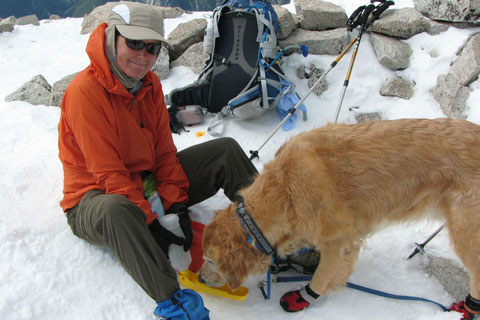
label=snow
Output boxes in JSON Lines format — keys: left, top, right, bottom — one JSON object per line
{"left": 0, "top": 1, "right": 478, "bottom": 319}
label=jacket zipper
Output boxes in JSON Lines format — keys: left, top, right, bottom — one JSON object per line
{"left": 132, "top": 98, "right": 145, "bottom": 128}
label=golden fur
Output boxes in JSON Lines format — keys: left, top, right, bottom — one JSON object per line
{"left": 200, "top": 118, "right": 480, "bottom": 300}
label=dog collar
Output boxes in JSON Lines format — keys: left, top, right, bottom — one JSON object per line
{"left": 236, "top": 201, "right": 274, "bottom": 256}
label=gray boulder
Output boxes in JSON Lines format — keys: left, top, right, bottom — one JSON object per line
{"left": 369, "top": 8, "right": 427, "bottom": 39}
{"left": 297, "top": 64, "right": 328, "bottom": 96}
{"left": 0, "top": 16, "right": 16, "bottom": 33}
{"left": 414, "top": 0, "right": 480, "bottom": 22}
{"left": 294, "top": 0, "right": 348, "bottom": 31}
{"left": 450, "top": 33, "right": 480, "bottom": 86}
{"left": 380, "top": 76, "right": 415, "bottom": 100}
{"left": 50, "top": 73, "right": 78, "bottom": 107}
{"left": 273, "top": 5, "right": 297, "bottom": 40}
{"left": 355, "top": 112, "right": 383, "bottom": 123}
{"left": 370, "top": 32, "right": 412, "bottom": 70}
{"left": 17, "top": 14, "right": 40, "bottom": 26}
{"left": 171, "top": 42, "right": 209, "bottom": 74}
{"left": 167, "top": 18, "right": 207, "bottom": 61}
{"left": 152, "top": 44, "right": 171, "bottom": 80}
{"left": 423, "top": 19, "right": 450, "bottom": 35}
{"left": 279, "top": 27, "right": 349, "bottom": 56}
{"left": 5, "top": 75, "right": 52, "bottom": 106}
{"left": 431, "top": 73, "right": 470, "bottom": 118}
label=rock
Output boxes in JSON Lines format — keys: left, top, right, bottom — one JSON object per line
{"left": 355, "top": 112, "right": 383, "bottom": 123}
{"left": 151, "top": 45, "right": 170, "bottom": 80}
{"left": 50, "top": 73, "right": 78, "bottom": 107}
{"left": 5, "top": 75, "right": 52, "bottom": 106}
{"left": 273, "top": 5, "right": 297, "bottom": 40}
{"left": 369, "top": 8, "right": 427, "bottom": 39}
{"left": 167, "top": 18, "right": 207, "bottom": 61}
{"left": 17, "top": 14, "right": 40, "bottom": 26}
{"left": 431, "top": 73, "right": 469, "bottom": 118}
{"left": 294, "top": 0, "right": 348, "bottom": 31}
{"left": 279, "top": 27, "right": 349, "bottom": 56}
{"left": 423, "top": 19, "right": 450, "bottom": 35}
{"left": 0, "top": 16, "right": 16, "bottom": 33}
{"left": 171, "top": 42, "right": 209, "bottom": 74}
{"left": 414, "top": 0, "right": 479, "bottom": 22}
{"left": 305, "top": 64, "right": 328, "bottom": 96}
{"left": 370, "top": 32, "right": 412, "bottom": 70}
{"left": 450, "top": 33, "right": 480, "bottom": 86}
{"left": 380, "top": 76, "right": 415, "bottom": 99}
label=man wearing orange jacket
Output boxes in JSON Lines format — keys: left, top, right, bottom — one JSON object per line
{"left": 57, "top": 2, "right": 258, "bottom": 318}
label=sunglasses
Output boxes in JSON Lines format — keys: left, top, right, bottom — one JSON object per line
{"left": 124, "top": 38, "right": 162, "bottom": 55}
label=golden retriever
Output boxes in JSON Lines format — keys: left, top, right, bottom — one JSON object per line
{"left": 199, "top": 118, "right": 480, "bottom": 312}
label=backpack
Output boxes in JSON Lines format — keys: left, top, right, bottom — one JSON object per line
{"left": 165, "top": 0, "right": 308, "bottom": 134}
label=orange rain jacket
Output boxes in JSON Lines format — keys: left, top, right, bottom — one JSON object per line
{"left": 58, "top": 23, "right": 189, "bottom": 224}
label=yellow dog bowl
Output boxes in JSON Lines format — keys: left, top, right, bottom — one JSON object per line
{"left": 178, "top": 270, "right": 249, "bottom": 301}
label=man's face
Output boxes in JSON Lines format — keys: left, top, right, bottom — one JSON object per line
{"left": 115, "top": 36, "right": 158, "bottom": 79}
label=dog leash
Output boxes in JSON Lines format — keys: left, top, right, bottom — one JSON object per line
{"left": 258, "top": 270, "right": 449, "bottom": 311}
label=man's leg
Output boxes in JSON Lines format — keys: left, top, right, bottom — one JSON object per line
{"left": 66, "top": 189, "right": 179, "bottom": 302}
{"left": 177, "top": 137, "right": 258, "bottom": 205}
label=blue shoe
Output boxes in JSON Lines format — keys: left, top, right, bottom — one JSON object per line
{"left": 154, "top": 289, "right": 210, "bottom": 320}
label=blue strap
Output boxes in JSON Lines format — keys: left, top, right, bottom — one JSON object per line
{"left": 259, "top": 264, "right": 272, "bottom": 300}
{"left": 345, "top": 282, "right": 449, "bottom": 311}
{"left": 261, "top": 274, "right": 449, "bottom": 311}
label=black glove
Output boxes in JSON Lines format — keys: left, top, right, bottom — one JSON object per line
{"left": 148, "top": 219, "right": 185, "bottom": 258}
{"left": 166, "top": 203, "right": 193, "bottom": 251}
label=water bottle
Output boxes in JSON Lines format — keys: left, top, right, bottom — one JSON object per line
{"left": 143, "top": 173, "right": 164, "bottom": 216}
{"left": 203, "top": 15, "right": 215, "bottom": 54}
{"left": 148, "top": 191, "right": 165, "bottom": 217}
{"left": 159, "top": 214, "right": 192, "bottom": 271}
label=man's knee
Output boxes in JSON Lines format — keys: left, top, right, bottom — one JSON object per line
{"left": 96, "top": 194, "right": 146, "bottom": 234}
{"left": 216, "top": 137, "right": 241, "bottom": 152}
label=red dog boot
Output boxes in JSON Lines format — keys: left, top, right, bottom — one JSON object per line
{"left": 280, "top": 284, "right": 320, "bottom": 312}
{"left": 449, "top": 295, "right": 480, "bottom": 320}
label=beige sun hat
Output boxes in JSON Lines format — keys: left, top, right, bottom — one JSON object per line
{"left": 108, "top": 2, "right": 170, "bottom": 45}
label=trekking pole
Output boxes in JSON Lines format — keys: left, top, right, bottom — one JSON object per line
{"left": 407, "top": 224, "right": 445, "bottom": 260}
{"left": 248, "top": 1, "right": 393, "bottom": 161}
{"left": 333, "top": 0, "right": 394, "bottom": 123}
{"left": 248, "top": 34, "right": 359, "bottom": 161}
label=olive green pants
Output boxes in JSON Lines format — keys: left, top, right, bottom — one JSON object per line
{"left": 66, "top": 137, "right": 258, "bottom": 302}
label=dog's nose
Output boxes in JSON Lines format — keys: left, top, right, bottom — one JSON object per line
{"left": 198, "top": 275, "right": 206, "bottom": 284}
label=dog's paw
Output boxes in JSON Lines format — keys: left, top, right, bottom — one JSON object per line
{"left": 279, "top": 289, "right": 311, "bottom": 312}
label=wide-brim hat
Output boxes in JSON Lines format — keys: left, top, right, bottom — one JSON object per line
{"left": 108, "top": 2, "right": 171, "bottom": 46}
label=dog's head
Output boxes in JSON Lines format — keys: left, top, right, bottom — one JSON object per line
{"left": 199, "top": 204, "right": 271, "bottom": 289}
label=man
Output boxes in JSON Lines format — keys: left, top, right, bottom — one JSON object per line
{"left": 58, "top": 2, "right": 258, "bottom": 318}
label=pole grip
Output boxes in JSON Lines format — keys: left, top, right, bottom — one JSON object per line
{"left": 347, "top": 5, "right": 366, "bottom": 30}
{"left": 360, "top": 4, "right": 376, "bottom": 28}
{"left": 365, "top": 1, "right": 394, "bottom": 29}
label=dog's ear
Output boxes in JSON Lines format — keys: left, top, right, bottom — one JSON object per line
{"left": 215, "top": 228, "right": 251, "bottom": 289}
{"left": 204, "top": 204, "right": 271, "bottom": 289}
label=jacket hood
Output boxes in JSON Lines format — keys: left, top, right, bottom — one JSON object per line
{"left": 85, "top": 23, "right": 154, "bottom": 95}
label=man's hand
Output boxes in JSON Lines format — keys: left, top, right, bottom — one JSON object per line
{"left": 166, "top": 203, "right": 193, "bottom": 251}
{"left": 148, "top": 219, "right": 185, "bottom": 257}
